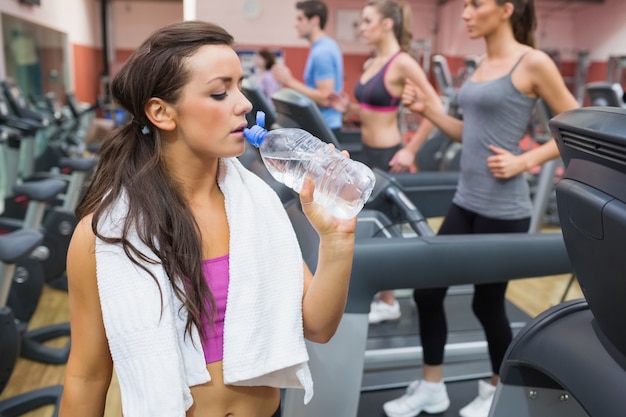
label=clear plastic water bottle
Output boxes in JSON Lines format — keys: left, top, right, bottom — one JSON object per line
{"left": 244, "top": 112, "right": 376, "bottom": 219}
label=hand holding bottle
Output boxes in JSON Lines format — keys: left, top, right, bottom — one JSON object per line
{"left": 244, "top": 111, "right": 376, "bottom": 219}
{"left": 299, "top": 176, "right": 357, "bottom": 239}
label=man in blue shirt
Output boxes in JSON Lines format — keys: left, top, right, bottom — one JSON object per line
{"left": 273, "top": 0, "right": 344, "bottom": 135}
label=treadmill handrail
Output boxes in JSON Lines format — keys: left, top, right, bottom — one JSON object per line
{"left": 346, "top": 232, "right": 571, "bottom": 313}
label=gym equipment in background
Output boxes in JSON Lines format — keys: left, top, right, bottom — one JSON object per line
{"left": 242, "top": 78, "right": 277, "bottom": 130}
{"left": 271, "top": 88, "right": 363, "bottom": 159}
{"left": 585, "top": 81, "right": 626, "bottom": 107}
{"left": 490, "top": 106, "right": 626, "bottom": 417}
{"left": 0, "top": 229, "right": 64, "bottom": 416}
{"left": 280, "top": 168, "right": 571, "bottom": 417}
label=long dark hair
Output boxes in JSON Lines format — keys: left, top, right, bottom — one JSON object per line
{"left": 498, "top": 0, "right": 536, "bottom": 47}
{"left": 367, "top": 0, "right": 413, "bottom": 52}
{"left": 77, "top": 20, "right": 234, "bottom": 342}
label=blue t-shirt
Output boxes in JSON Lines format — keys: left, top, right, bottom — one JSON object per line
{"left": 304, "top": 36, "right": 343, "bottom": 130}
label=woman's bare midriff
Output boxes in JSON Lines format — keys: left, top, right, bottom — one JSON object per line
{"left": 359, "top": 109, "right": 403, "bottom": 149}
{"left": 186, "top": 361, "right": 281, "bottom": 417}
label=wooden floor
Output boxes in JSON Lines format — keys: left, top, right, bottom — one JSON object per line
{"left": 0, "top": 222, "right": 583, "bottom": 417}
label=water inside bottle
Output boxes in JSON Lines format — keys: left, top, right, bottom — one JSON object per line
{"left": 262, "top": 153, "right": 307, "bottom": 190}
{"left": 262, "top": 153, "right": 368, "bottom": 219}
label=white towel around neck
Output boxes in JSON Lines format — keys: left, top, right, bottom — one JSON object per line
{"left": 95, "top": 157, "right": 312, "bottom": 417}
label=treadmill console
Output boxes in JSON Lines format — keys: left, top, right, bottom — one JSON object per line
{"left": 550, "top": 106, "right": 626, "bottom": 364}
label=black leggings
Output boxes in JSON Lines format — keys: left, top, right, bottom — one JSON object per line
{"left": 413, "top": 203, "right": 530, "bottom": 374}
{"left": 357, "top": 143, "right": 403, "bottom": 171}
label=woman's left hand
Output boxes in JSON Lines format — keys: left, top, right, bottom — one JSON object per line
{"left": 299, "top": 177, "right": 358, "bottom": 237}
{"left": 388, "top": 148, "right": 414, "bottom": 173}
{"left": 487, "top": 145, "right": 528, "bottom": 178}
{"left": 299, "top": 148, "right": 358, "bottom": 237}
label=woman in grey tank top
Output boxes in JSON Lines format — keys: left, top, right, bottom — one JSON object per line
{"left": 383, "top": 1, "right": 580, "bottom": 417}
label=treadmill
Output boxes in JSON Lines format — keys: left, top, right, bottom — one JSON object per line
{"left": 490, "top": 106, "right": 626, "bottom": 416}
{"left": 280, "top": 169, "right": 571, "bottom": 417}
{"left": 271, "top": 88, "right": 364, "bottom": 162}
{"left": 258, "top": 92, "right": 572, "bottom": 416}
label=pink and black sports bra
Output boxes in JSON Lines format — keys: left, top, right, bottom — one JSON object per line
{"left": 354, "top": 52, "right": 402, "bottom": 112}
{"left": 199, "top": 254, "right": 229, "bottom": 364}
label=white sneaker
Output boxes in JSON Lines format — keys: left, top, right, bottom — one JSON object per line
{"left": 368, "top": 300, "right": 401, "bottom": 324}
{"left": 459, "top": 380, "right": 496, "bottom": 417}
{"left": 383, "top": 380, "right": 450, "bottom": 417}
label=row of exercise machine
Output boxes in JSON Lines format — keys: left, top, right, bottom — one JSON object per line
{"left": 0, "top": 79, "right": 98, "bottom": 416}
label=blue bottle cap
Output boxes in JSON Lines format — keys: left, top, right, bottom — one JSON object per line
{"left": 256, "top": 111, "right": 266, "bottom": 128}
{"left": 244, "top": 111, "right": 268, "bottom": 147}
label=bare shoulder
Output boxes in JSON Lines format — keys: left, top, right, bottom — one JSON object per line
{"left": 393, "top": 51, "right": 428, "bottom": 81}
{"left": 67, "top": 214, "right": 97, "bottom": 289}
{"left": 522, "top": 49, "right": 558, "bottom": 73}
{"left": 515, "top": 48, "right": 576, "bottom": 106}
{"left": 69, "top": 214, "right": 96, "bottom": 254}
{"left": 394, "top": 51, "right": 420, "bottom": 69}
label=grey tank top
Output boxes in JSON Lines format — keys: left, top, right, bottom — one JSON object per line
{"left": 455, "top": 54, "right": 538, "bottom": 220}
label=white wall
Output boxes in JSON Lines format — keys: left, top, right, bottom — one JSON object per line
{"left": 111, "top": 1, "right": 183, "bottom": 49}
{"left": 573, "top": 0, "right": 626, "bottom": 60}
{"left": 195, "top": 0, "right": 439, "bottom": 54}
{"left": 197, "top": 0, "right": 302, "bottom": 46}
{"left": 435, "top": 0, "right": 586, "bottom": 58}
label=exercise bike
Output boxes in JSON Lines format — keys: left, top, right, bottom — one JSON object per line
{"left": 0, "top": 229, "right": 64, "bottom": 416}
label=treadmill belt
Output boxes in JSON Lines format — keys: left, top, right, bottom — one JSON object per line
{"left": 364, "top": 293, "right": 531, "bottom": 376}
{"left": 367, "top": 293, "right": 529, "bottom": 339}
{"left": 358, "top": 379, "right": 480, "bottom": 417}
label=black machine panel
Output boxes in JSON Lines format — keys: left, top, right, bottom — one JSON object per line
{"left": 550, "top": 106, "right": 626, "bottom": 364}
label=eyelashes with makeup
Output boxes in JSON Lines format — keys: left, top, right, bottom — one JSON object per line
{"left": 211, "top": 85, "right": 244, "bottom": 101}
{"left": 211, "top": 92, "right": 228, "bottom": 101}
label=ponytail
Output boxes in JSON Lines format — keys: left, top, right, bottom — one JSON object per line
{"left": 398, "top": 2, "right": 413, "bottom": 52}
{"left": 504, "top": 0, "right": 537, "bottom": 47}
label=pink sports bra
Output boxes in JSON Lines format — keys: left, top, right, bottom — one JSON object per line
{"left": 200, "top": 254, "right": 230, "bottom": 364}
